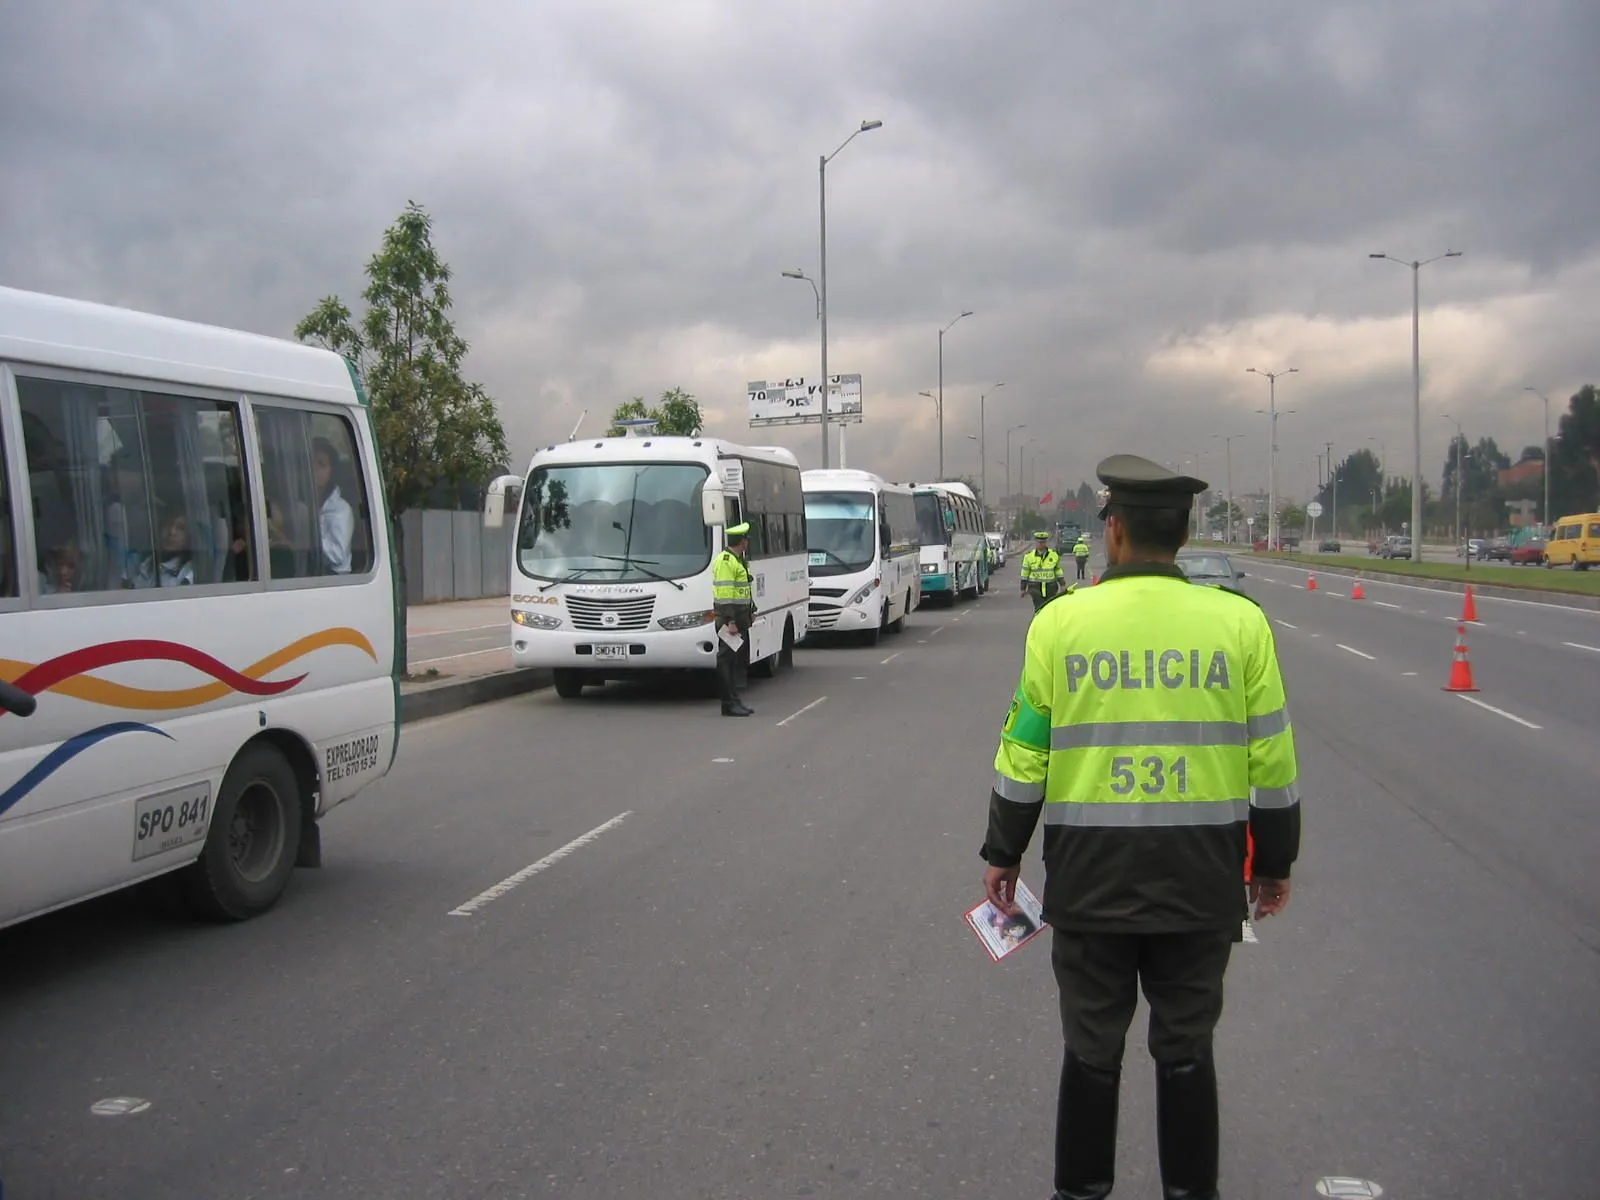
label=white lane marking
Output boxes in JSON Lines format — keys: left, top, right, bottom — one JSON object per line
{"left": 1456, "top": 696, "right": 1542, "bottom": 730}
{"left": 1373, "top": 601, "right": 1402, "bottom": 609}
{"left": 91, "top": 1097, "right": 151, "bottom": 1116}
{"left": 1310, "top": 633, "right": 1322, "bottom": 638}
{"left": 776, "top": 695, "right": 828, "bottom": 727}
{"left": 409, "top": 622, "right": 508, "bottom": 637}
{"left": 916, "top": 639, "right": 928, "bottom": 644}
{"left": 1402, "top": 671, "right": 1418, "bottom": 677}
{"left": 929, "top": 625, "right": 946, "bottom": 636}
{"left": 852, "top": 675, "right": 867, "bottom": 680}
{"left": 1336, "top": 643, "right": 1376, "bottom": 660}
{"left": 1563, "top": 641, "right": 1600, "bottom": 654}
{"left": 880, "top": 651, "right": 903, "bottom": 665}
{"left": 712, "top": 757, "right": 734, "bottom": 763}
{"left": 409, "top": 647, "right": 508, "bottom": 666}
{"left": 1274, "top": 619, "right": 1298, "bottom": 630}
{"left": 449, "top": 812, "right": 632, "bottom": 916}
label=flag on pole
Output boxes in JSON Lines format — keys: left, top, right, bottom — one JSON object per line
{"left": 1040, "top": 491, "right": 1054, "bottom": 506}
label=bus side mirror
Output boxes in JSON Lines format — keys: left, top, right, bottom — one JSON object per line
{"left": 701, "top": 478, "right": 727, "bottom": 527}
{"left": 483, "top": 475, "right": 523, "bottom": 530}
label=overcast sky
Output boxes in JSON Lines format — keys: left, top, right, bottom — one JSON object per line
{"left": 3, "top": 0, "right": 1596, "bottom": 503}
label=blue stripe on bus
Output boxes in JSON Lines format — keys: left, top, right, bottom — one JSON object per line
{"left": 0, "top": 722, "right": 172, "bottom": 818}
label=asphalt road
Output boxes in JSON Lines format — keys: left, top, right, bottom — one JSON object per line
{"left": 3, "top": 561, "right": 1597, "bottom": 1198}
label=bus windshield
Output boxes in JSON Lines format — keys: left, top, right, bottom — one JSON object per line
{"left": 805, "top": 491, "right": 875, "bottom": 576}
{"left": 517, "top": 462, "right": 711, "bottom": 583}
{"left": 914, "top": 493, "right": 948, "bottom": 547}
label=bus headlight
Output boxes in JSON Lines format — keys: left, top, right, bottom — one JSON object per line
{"left": 921, "top": 563, "right": 937, "bottom": 574}
{"left": 512, "top": 609, "right": 562, "bottom": 630}
{"left": 658, "top": 609, "right": 717, "bottom": 630}
{"left": 847, "top": 579, "right": 879, "bottom": 607}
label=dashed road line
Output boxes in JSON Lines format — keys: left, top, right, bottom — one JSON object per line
{"left": 1373, "top": 601, "right": 1402, "bottom": 609}
{"left": 1563, "top": 641, "right": 1600, "bottom": 654}
{"left": 1455, "top": 695, "right": 1542, "bottom": 730}
{"left": 1274, "top": 619, "right": 1298, "bottom": 630}
{"left": 449, "top": 812, "right": 632, "bottom": 916}
{"left": 879, "top": 650, "right": 902, "bottom": 665}
{"left": 776, "top": 695, "right": 828, "bottom": 727}
{"left": 1336, "top": 643, "right": 1376, "bottom": 660}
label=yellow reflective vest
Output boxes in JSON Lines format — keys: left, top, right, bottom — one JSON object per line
{"left": 984, "top": 561, "right": 1299, "bottom": 932}
{"left": 712, "top": 549, "right": 754, "bottom": 620}
{"left": 1020, "top": 548, "right": 1064, "bottom": 586}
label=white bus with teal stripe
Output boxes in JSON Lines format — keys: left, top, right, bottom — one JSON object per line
{"left": 801, "top": 469, "right": 921, "bottom": 644}
{"left": 910, "top": 481, "right": 990, "bottom": 603}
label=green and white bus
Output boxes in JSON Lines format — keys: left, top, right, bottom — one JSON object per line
{"left": 910, "top": 481, "right": 990, "bottom": 603}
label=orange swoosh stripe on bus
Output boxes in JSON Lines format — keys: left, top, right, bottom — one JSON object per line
{"left": 0, "top": 627, "right": 378, "bottom": 712}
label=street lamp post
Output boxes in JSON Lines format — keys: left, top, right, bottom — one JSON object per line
{"left": 936, "top": 310, "right": 973, "bottom": 479}
{"left": 977, "top": 382, "right": 1004, "bottom": 514}
{"left": 1370, "top": 249, "right": 1462, "bottom": 561}
{"left": 1212, "top": 433, "right": 1246, "bottom": 545}
{"left": 1524, "top": 387, "right": 1551, "bottom": 530}
{"left": 816, "top": 119, "right": 883, "bottom": 470}
{"left": 1367, "top": 437, "right": 1386, "bottom": 497}
{"left": 1247, "top": 367, "right": 1298, "bottom": 550}
{"left": 1004, "top": 423, "right": 1027, "bottom": 531}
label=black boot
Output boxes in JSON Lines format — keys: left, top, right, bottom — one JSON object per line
{"left": 1052, "top": 1050, "right": 1119, "bottom": 1200}
{"left": 1155, "top": 1056, "right": 1220, "bottom": 1200}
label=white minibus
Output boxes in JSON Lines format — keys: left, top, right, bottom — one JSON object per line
{"left": 484, "top": 435, "right": 808, "bottom": 698}
{"left": 0, "top": 286, "right": 399, "bottom": 929}
{"left": 801, "top": 469, "right": 920, "bottom": 644}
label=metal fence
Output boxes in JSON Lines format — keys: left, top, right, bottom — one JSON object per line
{"left": 399, "top": 509, "right": 510, "bottom": 604}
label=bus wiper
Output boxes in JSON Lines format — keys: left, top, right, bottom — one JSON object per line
{"left": 538, "top": 566, "right": 607, "bottom": 591}
{"left": 591, "top": 553, "right": 686, "bottom": 591}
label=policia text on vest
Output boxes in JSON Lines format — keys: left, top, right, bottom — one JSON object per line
{"left": 979, "top": 453, "right": 1299, "bottom": 1200}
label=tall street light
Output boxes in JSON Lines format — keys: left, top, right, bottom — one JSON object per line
{"left": 918, "top": 390, "right": 941, "bottom": 477}
{"left": 1367, "top": 436, "right": 1386, "bottom": 496}
{"left": 937, "top": 310, "right": 974, "bottom": 478}
{"left": 1442, "top": 412, "right": 1464, "bottom": 547}
{"left": 1370, "top": 248, "right": 1463, "bottom": 561}
{"left": 977, "top": 382, "right": 1004, "bottom": 514}
{"left": 1004, "top": 422, "right": 1027, "bottom": 528}
{"left": 817, "top": 119, "right": 883, "bottom": 470}
{"left": 1247, "top": 367, "right": 1298, "bottom": 550}
{"left": 780, "top": 268, "right": 836, "bottom": 463}
{"left": 1212, "top": 432, "right": 1246, "bottom": 545}
{"left": 1524, "top": 387, "right": 1551, "bottom": 530}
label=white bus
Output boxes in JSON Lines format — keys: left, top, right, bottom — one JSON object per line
{"left": 911, "top": 481, "right": 991, "bottom": 603}
{"left": 0, "top": 286, "right": 399, "bottom": 930}
{"left": 800, "top": 469, "right": 921, "bottom": 644}
{"left": 484, "top": 435, "right": 808, "bottom": 699}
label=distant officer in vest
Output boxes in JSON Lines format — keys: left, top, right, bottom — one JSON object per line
{"left": 980, "top": 454, "right": 1300, "bottom": 1200}
{"left": 1020, "top": 531, "right": 1066, "bottom": 611}
{"left": 712, "top": 523, "right": 757, "bottom": 717}
{"left": 1072, "top": 533, "right": 1091, "bottom": 581}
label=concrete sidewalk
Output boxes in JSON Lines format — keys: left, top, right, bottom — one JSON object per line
{"left": 400, "top": 596, "right": 551, "bottom": 723}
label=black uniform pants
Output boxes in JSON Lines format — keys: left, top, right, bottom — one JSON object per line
{"left": 1026, "top": 582, "right": 1060, "bottom": 611}
{"left": 714, "top": 622, "right": 749, "bottom": 705}
{"left": 1050, "top": 928, "right": 1234, "bottom": 1068}
{"left": 1075, "top": 556, "right": 1088, "bottom": 580}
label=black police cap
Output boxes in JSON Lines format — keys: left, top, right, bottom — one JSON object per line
{"left": 1095, "top": 454, "right": 1208, "bottom": 519}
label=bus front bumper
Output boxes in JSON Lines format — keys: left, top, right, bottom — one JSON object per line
{"left": 920, "top": 572, "right": 952, "bottom": 593}
{"left": 511, "top": 625, "right": 720, "bottom": 671}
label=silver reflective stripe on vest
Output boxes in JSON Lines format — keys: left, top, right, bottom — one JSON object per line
{"left": 1044, "top": 797, "right": 1251, "bottom": 827}
{"left": 1247, "top": 708, "right": 1290, "bottom": 739}
{"left": 1050, "top": 721, "right": 1249, "bottom": 750}
{"left": 1251, "top": 782, "right": 1301, "bottom": 809}
{"left": 993, "top": 771, "right": 1045, "bottom": 805}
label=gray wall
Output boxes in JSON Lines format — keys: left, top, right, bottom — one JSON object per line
{"left": 399, "top": 508, "right": 510, "bottom": 604}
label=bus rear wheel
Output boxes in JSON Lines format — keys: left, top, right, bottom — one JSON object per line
{"left": 552, "top": 669, "right": 587, "bottom": 699}
{"left": 182, "top": 742, "right": 302, "bottom": 922}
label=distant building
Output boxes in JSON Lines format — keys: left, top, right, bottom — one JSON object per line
{"left": 1498, "top": 459, "right": 1544, "bottom": 489}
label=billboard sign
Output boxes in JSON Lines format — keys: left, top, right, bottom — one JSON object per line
{"left": 747, "top": 374, "right": 862, "bottom": 427}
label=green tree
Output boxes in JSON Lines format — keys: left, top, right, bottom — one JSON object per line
{"left": 1549, "top": 384, "right": 1600, "bottom": 516}
{"left": 607, "top": 387, "right": 704, "bottom": 436}
{"left": 295, "top": 200, "right": 509, "bottom": 674}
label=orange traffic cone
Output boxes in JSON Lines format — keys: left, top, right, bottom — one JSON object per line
{"left": 1443, "top": 623, "right": 1479, "bottom": 692}
{"left": 1307, "top": 574, "right": 1318, "bottom": 591}
{"left": 1351, "top": 579, "right": 1366, "bottom": 600}
{"left": 1461, "top": 586, "right": 1478, "bottom": 622}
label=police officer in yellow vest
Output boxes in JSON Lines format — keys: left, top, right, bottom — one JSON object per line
{"left": 1020, "top": 531, "right": 1066, "bottom": 610}
{"left": 1072, "top": 533, "right": 1091, "bottom": 581}
{"left": 712, "top": 523, "right": 756, "bottom": 717}
{"left": 981, "top": 454, "right": 1299, "bottom": 1200}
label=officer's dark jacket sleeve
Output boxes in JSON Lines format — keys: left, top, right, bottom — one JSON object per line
{"left": 981, "top": 613, "right": 1053, "bottom": 867}
{"left": 1239, "top": 596, "right": 1301, "bottom": 878}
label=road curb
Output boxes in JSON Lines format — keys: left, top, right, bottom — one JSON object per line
{"left": 400, "top": 668, "right": 552, "bottom": 724}
{"left": 1246, "top": 557, "right": 1600, "bottom": 612}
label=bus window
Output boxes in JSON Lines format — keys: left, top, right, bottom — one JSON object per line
{"left": 255, "top": 406, "right": 375, "bottom": 580}
{"left": 16, "top": 377, "right": 252, "bottom": 594}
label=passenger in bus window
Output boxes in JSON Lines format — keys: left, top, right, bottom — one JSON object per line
{"left": 39, "top": 539, "right": 81, "bottom": 594}
{"left": 126, "top": 510, "right": 195, "bottom": 588}
{"left": 312, "top": 436, "right": 355, "bottom": 573}
{"left": 265, "top": 497, "right": 298, "bottom": 579}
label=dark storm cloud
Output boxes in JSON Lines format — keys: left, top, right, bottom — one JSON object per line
{"left": 2, "top": 0, "right": 1594, "bottom": 497}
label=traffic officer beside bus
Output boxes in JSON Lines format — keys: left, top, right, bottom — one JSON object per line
{"left": 980, "top": 454, "right": 1300, "bottom": 1200}
{"left": 1020, "top": 530, "right": 1066, "bottom": 611}
{"left": 711, "top": 522, "right": 756, "bottom": 717}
